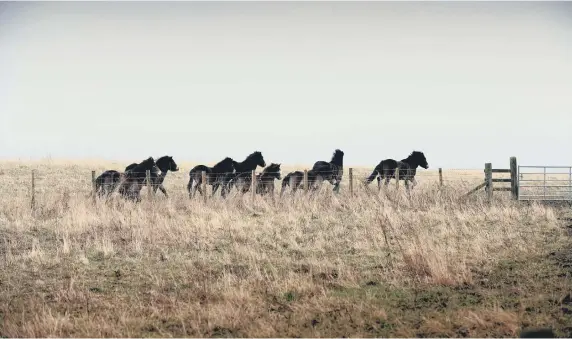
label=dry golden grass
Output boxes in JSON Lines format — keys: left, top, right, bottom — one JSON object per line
{"left": 0, "top": 159, "right": 571, "bottom": 337}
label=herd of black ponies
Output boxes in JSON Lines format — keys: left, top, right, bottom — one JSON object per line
{"left": 94, "top": 149, "right": 429, "bottom": 202}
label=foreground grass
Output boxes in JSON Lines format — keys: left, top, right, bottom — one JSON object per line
{"left": 0, "top": 161, "right": 571, "bottom": 337}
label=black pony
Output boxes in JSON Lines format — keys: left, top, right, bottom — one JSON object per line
{"left": 94, "top": 156, "right": 178, "bottom": 198}
{"left": 222, "top": 151, "right": 267, "bottom": 195}
{"left": 187, "top": 157, "right": 236, "bottom": 198}
{"left": 94, "top": 169, "right": 123, "bottom": 198}
{"left": 117, "top": 157, "right": 159, "bottom": 202}
{"left": 365, "top": 151, "right": 429, "bottom": 190}
{"left": 279, "top": 170, "right": 318, "bottom": 196}
{"left": 311, "top": 149, "right": 344, "bottom": 192}
{"left": 94, "top": 161, "right": 142, "bottom": 199}
{"left": 255, "top": 163, "right": 282, "bottom": 196}
{"left": 128, "top": 156, "right": 179, "bottom": 197}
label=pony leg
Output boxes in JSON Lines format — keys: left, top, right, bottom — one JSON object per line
{"left": 332, "top": 180, "right": 340, "bottom": 193}
{"left": 196, "top": 182, "right": 204, "bottom": 197}
{"left": 333, "top": 175, "right": 342, "bottom": 193}
{"left": 212, "top": 182, "right": 220, "bottom": 197}
{"left": 405, "top": 179, "right": 412, "bottom": 198}
{"left": 187, "top": 178, "right": 194, "bottom": 198}
{"left": 241, "top": 184, "right": 250, "bottom": 194}
{"left": 158, "top": 184, "right": 168, "bottom": 197}
{"left": 385, "top": 177, "right": 391, "bottom": 186}
{"left": 221, "top": 181, "right": 230, "bottom": 198}
{"left": 191, "top": 182, "right": 198, "bottom": 198}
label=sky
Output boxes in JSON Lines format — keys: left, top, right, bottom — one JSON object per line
{"left": 1, "top": 1, "right": 571, "bottom": 169}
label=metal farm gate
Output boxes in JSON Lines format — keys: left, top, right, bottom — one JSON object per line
{"left": 518, "top": 165, "right": 572, "bottom": 201}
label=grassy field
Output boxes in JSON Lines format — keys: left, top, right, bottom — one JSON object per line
{"left": 0, "top": 159, "right": 571, "bottom": 337}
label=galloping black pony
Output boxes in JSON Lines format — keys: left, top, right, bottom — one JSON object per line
{"left": 365, "top": 151, "right": 429, "bottom": 190}
{"left": 94, "top": 169, "right": 123, "bottom": 198}
{"left": 94, "top": 161, "right": 144, "bottom": 199}
{"left": 311, "top": 149, "right": 344, "bottom": 192}
{"left": 116, "top": 157, "right": 159, "bottom": 202}
{"left": 222, "top": 151, "right": 267, "bottom": 195}
{"left": 255, "top": 163, "right": 282, "bottom": 196}
{"left": 94, "top": 156, "right": 178, "bottom": 198}
{"left": 187, "top": 157, "right": 236, "bottom": 198}
{"left": 279, "top": 170, "right": 318, "bottom": 196}
{"left": 129, "top": 156, "right": 179, "bottom": 197}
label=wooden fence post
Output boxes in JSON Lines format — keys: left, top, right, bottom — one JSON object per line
{"left": 349, "top": 168, "right": 353, "bottom": 196}
{"left": 201, "top": 171, "right": 207, "bottom": 203}
{"left": 438, "top": 168, "right": 443, "bottom": 187}
{"left": 395, "top": 167, "right": 400, "bottom": 190}
{"left": 31, "top": 170, "right": 36, "bottom": 211}
{"left": 146, "top": 170, "right": 152, "bottom": 201}
{"left": 251, "top": 170, "right": 256, "bottom": 204}
{"left": 485, "top": 163, "right": 493, "bottom": 202}
{"left": 303, "top": 170, "right": 308, "bottom": 192}
{"left": 510, "top": 156, "right": 518, "bottom": 200}
{"left": 91, "top": 170, "right": 96, "bottom": 204}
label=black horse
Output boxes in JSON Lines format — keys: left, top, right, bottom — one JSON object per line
{"left": 255, "top": 163, "right": 282, "bottom": 196}
{"left": 221, "top": 151, "right": 267, "bottom": 195}
{"left": 311, "top": 149, "right": 344, "bottom": 192}
{"left": 187, "top": 157, "right": 236, "bottom": 198}
{"left": 365, "top": 151, "right": 429, "bottom": 190}
{"left": 94, "top": 156, "right": 178, "bottom": 198}
{"left": 128, "top": 156, "right": 179, "bottom": 197}
{"left": 94, "top": 169, "right": 124, "bottom": 198}
{"left": 279, "top": 170, "right": 318, "bottom": 196}
{"left": 117, "top": 157, "right": 159, "bottom": 202}
{"left": 94, "top": 160, "right": 142, "bottom": 199}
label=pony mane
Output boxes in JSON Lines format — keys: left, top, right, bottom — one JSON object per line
{"left": 129, "top": 157, "right": 156, "bottom": 172}
{"left": 406, "top": 151, "right": 425, "bottom": 160}
{"left": 330, "top": 149, "right": 344, "bottom": 165}
{"left": 245, "top": 151, "right": 262, "bottom": 161}
{"left": 403, "top": 150, "right": 428, "bottom": 168}
{"left": 263, "top": 163, "right": 281, "bottom": 173}
{"left": 140, "top": 157, "right": 155, "bottom": 165}
{"left": 156, "top": 155, "right": 171, "bottom": 163}
{"left": 212, "top": 157, "right": 234, "bottom": 171}
{"left": 214, "top": 157, "right": 233, "bottom": 165}
{"left": 155, "top": 155, "right": 178, "bottom": 172}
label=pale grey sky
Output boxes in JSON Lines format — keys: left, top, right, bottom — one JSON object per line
{"left": 1, "top": 1, "right": 571, "bottom": 169}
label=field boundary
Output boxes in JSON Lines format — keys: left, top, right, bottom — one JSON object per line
{"left": 20, "top": 156, "right": 572, "bottom": 211}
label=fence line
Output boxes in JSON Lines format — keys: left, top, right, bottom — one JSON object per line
{"left": 18, "top": 156, "right": 572, "bottom": 209}
{"left": 21, "top": 162, "right": 527, "bottom": 212}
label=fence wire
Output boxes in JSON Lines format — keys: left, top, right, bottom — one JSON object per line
{"left": 0, "top": 164, "right": 519, "bottom": 209}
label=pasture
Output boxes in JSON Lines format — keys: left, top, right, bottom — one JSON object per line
{"left": 0, "top": 159, "right": 571, "bottom": 337}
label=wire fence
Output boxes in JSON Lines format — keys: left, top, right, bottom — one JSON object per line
{"left": 10, "top": 155, "right": 572, "bottom": 211}
{"left": 0, "top": 164, "right": 517, "bottom": 212}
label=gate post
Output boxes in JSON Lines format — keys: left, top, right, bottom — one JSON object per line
{"left": 484, "top": 163, "right": 493, "bottom": 203}
{"left": 510, "top": 157, "right": 518, "bottom": 200}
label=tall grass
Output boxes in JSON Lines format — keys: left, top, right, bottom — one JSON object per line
{"left": 0, "top": 161, "right": 566, "bottom": 337}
